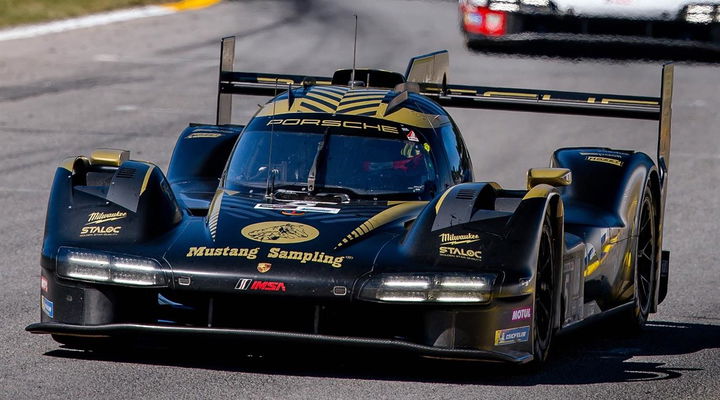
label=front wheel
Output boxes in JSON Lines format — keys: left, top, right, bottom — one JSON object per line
{"left": 531, "top": 215, "right": 555, "bottom": 364}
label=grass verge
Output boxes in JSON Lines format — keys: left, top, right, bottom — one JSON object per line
{"left": 0, "top": 0, "right": 169, "bottom": 29}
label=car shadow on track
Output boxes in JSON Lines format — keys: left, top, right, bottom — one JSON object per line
{"left": 467, "top": 40, "right": 720, "bottom": 63}
{"left": 43, "top": 319, "right": 718, "bottom": 385}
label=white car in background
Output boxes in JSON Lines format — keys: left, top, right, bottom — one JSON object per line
{"left": 459, "top": 0, "right": 720, "bottom": 48}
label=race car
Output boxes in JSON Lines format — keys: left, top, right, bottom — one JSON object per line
{"left": 459, "top": 0, "right": 720, "bottom": 49}
{"left": 27, "top": 37, "right": 673, "bottom": 365}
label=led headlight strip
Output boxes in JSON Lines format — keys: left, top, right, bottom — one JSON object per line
{"left": 359, "top": 273, "right": 496, "bottom": 304}
{"left": 57, "top": 247, "right": 168, "bottom": 287}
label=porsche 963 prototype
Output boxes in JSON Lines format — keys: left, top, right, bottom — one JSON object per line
{"left": 27, "top": 37, "right": 673, "bottom": 365}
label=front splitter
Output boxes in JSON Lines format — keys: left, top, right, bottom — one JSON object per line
{"left": 27, "top": 322, "right": 532, "bottom": 364}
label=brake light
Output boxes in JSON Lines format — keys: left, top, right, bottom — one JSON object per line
{"left": 462, "top": 6, "right": 507, "bottom": 36}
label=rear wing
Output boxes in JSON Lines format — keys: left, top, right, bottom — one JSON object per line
{"left": 214, "top": 35, "right": 672, "bottom": 192}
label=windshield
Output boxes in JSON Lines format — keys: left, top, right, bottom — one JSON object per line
{"left": 224, "top": 130, "right": 437, "bottom": 200}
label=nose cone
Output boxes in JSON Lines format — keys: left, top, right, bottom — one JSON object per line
{"left": 165, "top": 194, "right": 424, "bottom": 299}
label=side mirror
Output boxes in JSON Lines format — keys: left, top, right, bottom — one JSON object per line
{"left": 527, "top": 168, "right": 572, "bottom": 190}
{"left": 90, "top": 149, "right": 130, "bottom": 167}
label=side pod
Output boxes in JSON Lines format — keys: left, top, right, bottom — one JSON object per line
{"left": 43, "top": 153, "right": 182, "bottom": 257}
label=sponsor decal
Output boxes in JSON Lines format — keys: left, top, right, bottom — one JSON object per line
{"left": 254, "top": 203, "right": 340, "bottom": 215}
{"left": 511, "top": 307, "right": 532, "bottom": 321}
{"left": 235, "top": 278, "right": 286, "bottom": 292}
{"left": 40, "top": 276, "right": 48, "bottom": 293}
{"left": 439, "top": 233, "right": 480, "bottom": 246}
{"left": 579, "top": 151, "right": 628, "bottom": 157}
{"left": 80, "top": 226, "right": 122, "bottom": 237}
{"left": 41, "top": 296, "right": 54, "bottom": 318}
{"left": 85, "top": 211, "right": 127, "bottom": 225}
{"left": 186, "top": 131, "right": 223, "bottom": 139}
{"left": 267, "top": 118, "right": 399, "bottom": 134}
{"left": 241, "top": 221, "right": 319, "bottom": 244}
{"left": 439, "top": 246, "right": 482, "bottom": 261}
{"left": 438, "top": 233, "right": 482, "bottom": 261}
{"left": 494, "top": 326, "right": 530, "bottom": 346}
{"left": 586, "top": 156, "right": 623, "bottom": 167}
{"left": 406, "top": 130, "right": 419, "bottom": 142}
{"left": 257, "top": 262, "right": 272, "bottom": 273}
{"left": 186, "top": 247, "right": 346, "bottom": 268}
{"left": 186, "top": 246, "right": 260, "bottom": 259}
{"left": 267, "top": 247, "right": 346, "bottom": 268}
{"left": 423, "top": 143, "right": 431, "bottom": 152}
{"left": 250, "top": 280, "right": 286, "bottom": 292}
{"left": 235, "top": 278, "right": 253, "bottom": 290}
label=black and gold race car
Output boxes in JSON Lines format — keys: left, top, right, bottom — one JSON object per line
{"left": 27, "top": 37, "right": 673, "bottom": 365}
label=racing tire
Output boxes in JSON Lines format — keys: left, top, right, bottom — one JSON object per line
{"left": 622, "top": 185, "right": 657, "bottom": 330}
{"left": 530, "top": 215, "right": 555, "bottom": 365}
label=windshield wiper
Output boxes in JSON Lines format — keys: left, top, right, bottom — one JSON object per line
{"left": 307, "top": 129, "right": 330, "bottom": 193}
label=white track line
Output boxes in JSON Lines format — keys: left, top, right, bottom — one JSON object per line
{"left": 0, "top": 6, "right": 174, "bottom": 42}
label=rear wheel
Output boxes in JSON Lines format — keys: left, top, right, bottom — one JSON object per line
{"left": 532, "top": 216, "right": 555, "bottom": 364}
{"left": 626, "top": 187, "right": 657, "bottom": 329}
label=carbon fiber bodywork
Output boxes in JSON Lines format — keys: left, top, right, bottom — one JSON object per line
{"left": 27, "top": 38, "right": 672, "bottom": 364}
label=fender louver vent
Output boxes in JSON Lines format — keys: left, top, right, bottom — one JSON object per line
{"left": 455, "top": 189, "right": 476, "bottom": 200}
{"left": 116, "top": 167, "right": 137, "bottom": 179}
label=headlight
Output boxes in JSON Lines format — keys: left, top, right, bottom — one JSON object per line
{"left": 359, "top": 273, "right": 496, "bottom": 304}
{"left": 684, "top": 4, "right": 717, "bottom": 23}
{"left": 57, "top": 247, "right": 168, "bottom": 287}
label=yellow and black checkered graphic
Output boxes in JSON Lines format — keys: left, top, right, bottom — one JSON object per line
{"left": 291, "top": 87, "right": 388, "bottom": 117}
{"left": 335, "top": 90, "right": 388, "bottom": 117}
{"left": 255, "top": 86, "right": 445, "bottom": 128}
{"left": 293, "top": 86, "right": 347, "bottom": 113}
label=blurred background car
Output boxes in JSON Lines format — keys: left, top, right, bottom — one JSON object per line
{"left": 459, "top": 0, "right": 720, "bottom": 50}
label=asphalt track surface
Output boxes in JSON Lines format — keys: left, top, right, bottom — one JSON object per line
{"left": 1, "top": 1, "right": 719, "bottom": 399}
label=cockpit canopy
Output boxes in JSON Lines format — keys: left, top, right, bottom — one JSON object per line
{"left": 224, "top": 116, "right": 438, "bottom": 201}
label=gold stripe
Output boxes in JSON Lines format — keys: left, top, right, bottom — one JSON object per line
{"left": 587, "top": 97, "right": 596, "bottom": 103}
{"left": 600, "top": 98, "right": 659, "bottom": 106}
{"left": 296, "top": 106, "right": 322, "bottom": 113}
{"left": 542, "top": 94, "right": 551, "bottom": 100}
{"left": 341, "top": 106, "right": 382, "bottom": 115}
{"left": 139, "top": 165, "right": 155, "bottom": 195}
{"left": 305, "top": 92, "right": 341, "bottom": 106}
{"left": 316, "top": 80, "right": 332, "bottom": 85}
{"left": 299, "top": 98, "right": 335, "bottom": 113}
{"left": 449, "top": 88, "right": 476, "bottom": 94}
{"left": 90, "top": 149, "right": 129, "bottom": 167}
{"left": 335, "top": 202, "right": 426, "bottom": 248}
{"left": 337, "top": 99, "right": 382, "bottom": 110}
{"left": 339, "top": 94, "right": 386, "bottom": 102}
{"left": 255, "top": 99, "right": 291, "bottom": 116}
{"left": 482, "top": 91, "right": 537, "bottom": 99}
{"left": 345, "top": 90, "right": 387, "bottom": 96}
{"left": 308, "top": 89, "right": 343, "bottom": 102}
{"left": 258, "top": 77, "right": 295, "bottom": 85}
{"left": 434, "top": 188, "right": 452, "bottom": 214}
{"left": 523, "top": 184, "right": 554, "bottom": 200}
{"left": 584, "top": 260, "right": 601, "bottom": 277}
{"left": 310, "top": 87, "right": 345, "bottom": 97}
